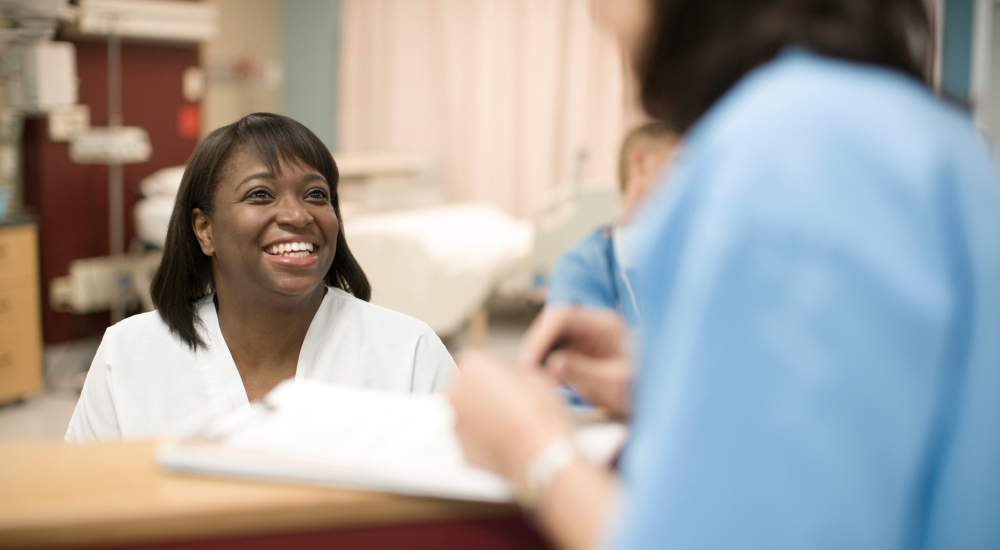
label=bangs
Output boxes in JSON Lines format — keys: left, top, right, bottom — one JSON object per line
{"left": 232, "top": 114, "right": 338, "bottom": 184}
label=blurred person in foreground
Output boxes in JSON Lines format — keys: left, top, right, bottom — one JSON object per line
{"left": 544, "top": 122, "right": 676, "bottom": 410}
{"left": 449, "top": 0, "right": 1000, "bottom": 549}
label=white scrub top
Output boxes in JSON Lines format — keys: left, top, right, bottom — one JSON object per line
{"left": 65, "top": 287, "right": 458, "bottom": 442}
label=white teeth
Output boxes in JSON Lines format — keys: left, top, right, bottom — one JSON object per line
{"left": 266, "top": 242, "right": 314, "bottom": 256}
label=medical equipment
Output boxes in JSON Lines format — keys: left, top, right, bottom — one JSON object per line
{"left": 49, "top": 251, "right": 163, "bottom": 314}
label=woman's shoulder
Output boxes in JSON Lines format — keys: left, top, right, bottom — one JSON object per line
{"left": 677, "top": 49, "right": 992, "bottom": 209}
{"left": 323, "top": 287, "right": 437, "bottom": 336}
{"left": 104, "top": 309, "right": 174, "bottom": 340}
{"left": 101, "top": 299, "right": 213, "bottom": 355}
{"left": 704, "top": 49, "right": 968, "bottom": 151}
{"left": 305, "top": 287, "right": 456, "bottom": 393}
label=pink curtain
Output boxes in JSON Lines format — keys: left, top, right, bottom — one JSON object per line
{"left": 339, "top": 0, "right": 643, "bottom": 217}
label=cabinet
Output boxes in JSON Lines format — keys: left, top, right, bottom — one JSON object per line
{"left": 0, "top": 220, "right": 43, "bottom": 404}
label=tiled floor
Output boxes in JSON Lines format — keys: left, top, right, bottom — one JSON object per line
{"left": 0, "top": 336, "right": 101, "bottom": 444}
{"left": 0, "top": 305, "right": 538, "bottom": 444}
{"left": 0, "top": 392, "right": 80, "bottom": 443}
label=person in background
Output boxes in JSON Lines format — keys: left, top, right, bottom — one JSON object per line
{"left": 543, "top": 122, "right": 676, "bottom": 412}
{"left": 66, "top": 113, "right": 456, "bottom": 442}
{"left": 545, "top": 121, "right": 677, "bottom": 328}
{"left": 449, "top": 0, "right": 1000, "bottom": 549}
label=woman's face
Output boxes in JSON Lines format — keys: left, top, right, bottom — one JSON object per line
{"left": 192, "top": 147, "right": 339, "bottom": 301}
{"left": 593, "top": 0, "right": 652, "bottom": 61}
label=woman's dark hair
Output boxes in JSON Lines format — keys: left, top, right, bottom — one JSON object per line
{"left": 638, "top": 0, "right": 933, "bottom": 133}
{"left": 150, "top": 113, "right": 371, "bottom": 350}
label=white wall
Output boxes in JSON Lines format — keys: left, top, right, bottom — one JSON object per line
{"left": 200, "top": 0, "right": 283, "bottom": 135}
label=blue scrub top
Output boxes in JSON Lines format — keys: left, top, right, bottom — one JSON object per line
{"left": 615, "top": 50, "right": 1000, "bottom": 549}
{"left": 546, "top": 227, "right": 641, "bottom": 327}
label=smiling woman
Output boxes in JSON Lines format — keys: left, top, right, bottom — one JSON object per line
{"left": 198, "top": 148, "right": 342, "bottom": 302}
{"left": 65, "top": 114, "right": 457, "bottom": 442}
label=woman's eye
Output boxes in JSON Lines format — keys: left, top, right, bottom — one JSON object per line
{"left": 307, "top": 189, "right": 330, "bottom": 201}
{"left": 248, "top": 189, "right": 272, "bottom": 200}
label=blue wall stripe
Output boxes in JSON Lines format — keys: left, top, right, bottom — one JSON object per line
{"left": 942, "top": 0, "right": 976, "bottom": 105}
{"left": 281, "top": 0, "right": 341, "bottom": 151}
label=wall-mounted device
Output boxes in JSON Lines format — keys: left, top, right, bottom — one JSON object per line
{"left": 72, "top": 0, "right": 218, "bottom": 43}
{"left": 69, "top": 126, "right": 151, "bottom": 165}
{"left": 0, "top": 41, "right": 78, "bottom": 113}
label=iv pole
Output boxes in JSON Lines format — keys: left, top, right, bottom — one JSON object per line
{"left": 106, "top": 15, "right": 126, "bottom": 324}
{"left": 67, "top": 11, "right": 152, "bottom": 323}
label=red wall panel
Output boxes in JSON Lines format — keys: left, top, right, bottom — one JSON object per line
{"left": 22, "top": 39, "right": 200, "bottom": 344}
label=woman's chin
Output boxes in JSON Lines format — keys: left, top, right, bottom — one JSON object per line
{"left": 247, "top": 275, "right": 328, "bottom": 301}
{"left": 260, "top": 254, "right": 333, "bottom": 297}
{"left": 275, "top": 279, "right": 328, "bottom": 297}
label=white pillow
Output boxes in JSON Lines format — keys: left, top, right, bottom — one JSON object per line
{"left": 139, "top": 166, "right": 186, "bottom": 198}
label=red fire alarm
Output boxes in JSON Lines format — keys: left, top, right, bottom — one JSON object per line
{"left": 177, "top": 104, "right": 200, "bottom": 140}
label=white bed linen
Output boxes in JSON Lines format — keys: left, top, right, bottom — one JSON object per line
{"left": 343, "top": 203, "right": 533, "bottom": 335}
{"left": 134, "top": 166, "right": 186, "bottom": 249}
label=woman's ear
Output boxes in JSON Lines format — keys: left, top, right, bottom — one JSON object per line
{"left": 191, "top": 208, "right": 215, "bottom": 256}
{"left": 626, "top": 144, "right": 646, "bottom": 187}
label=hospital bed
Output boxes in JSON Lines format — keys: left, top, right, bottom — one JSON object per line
{"left": 341, "top": 180, "right": 618, "bottom": 337}
{"left": 343, "top": 203, "right": 533, "bottom": 336}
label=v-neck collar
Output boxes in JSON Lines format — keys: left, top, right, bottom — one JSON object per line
{"left": 196, "top": 295, "right": 252, "bottom": 411}
{"left": 296, "top": 288, "right": 338, "bottom": 380}
{"left": 195, "top": 290, "right": 334, "bottom": 411}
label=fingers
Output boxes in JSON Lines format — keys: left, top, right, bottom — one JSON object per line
{"left": 545, "top": 349, "right": 633, "bottom": 419}
{"left": 519, "top": 306, "right": 575, "bottom": 370}
{"left": 520, "top": 306, "right": 628, "bottom": 371}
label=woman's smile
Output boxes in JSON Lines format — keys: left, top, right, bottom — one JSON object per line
{"left": 264, "top": 241, "right": 315, "bottom": 257}
{"left": 262, "top": 237, "right": 322, "bottom": 267}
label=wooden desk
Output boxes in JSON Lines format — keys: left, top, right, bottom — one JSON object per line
{"left": 0, "top": 441, "right": 550, "bottom": 550}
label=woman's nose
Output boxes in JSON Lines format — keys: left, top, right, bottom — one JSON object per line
{"left": 274, "top": 197, "right": 313, "bottom": 228}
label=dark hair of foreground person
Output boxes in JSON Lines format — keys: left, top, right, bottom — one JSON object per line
{"left": 638, "top": 0, "right": 934, "bottom": 132}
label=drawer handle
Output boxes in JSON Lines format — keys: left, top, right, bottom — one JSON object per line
{"left": 0, "top": 243, "right": 6, "bottom": 259}
{"left": 0, "top": 353, "right": 12, "bottom": 368}
{"left": 0, "top": 298, "right": 9, "bottom": 313}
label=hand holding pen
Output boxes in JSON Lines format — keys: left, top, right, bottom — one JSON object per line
{"left": 519, "top": 306, "right": 634, "bottom": 420}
